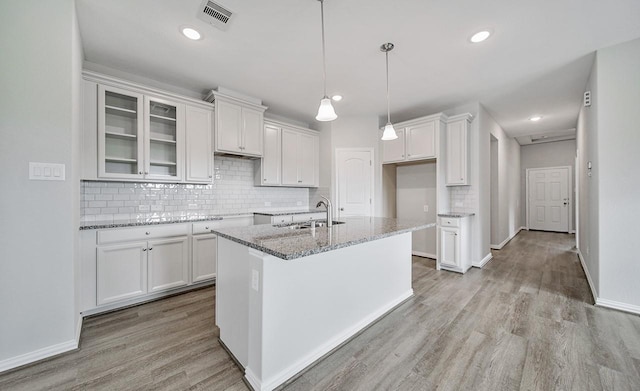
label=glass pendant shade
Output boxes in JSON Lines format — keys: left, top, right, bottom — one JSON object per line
{"left": 381, "top": 122, "right": 398, "bottom": 140}
{"left": 316, "top": 97, "right": 338, "bottom": 121}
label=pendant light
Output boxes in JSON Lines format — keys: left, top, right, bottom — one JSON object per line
{"left": 315, "top": 0, "right": 337, "bottom": 121}
{"left": 380, "top": 42, "right": 397, "bottom": 140}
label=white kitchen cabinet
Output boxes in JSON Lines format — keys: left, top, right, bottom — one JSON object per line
{"left": 211, "top": 93, "right": 267, "bottom": 157}
{"left": 382, "top": 113, "right": 445, "bottom": 164}
{"left": 98, "top": 87, "right": 185, "bottom": 181}
{"left": 256, "top": 120, "right": 319, "bottom": 188}
{"left": 382, "top": 128, "right": 406, "bottom": 163}
{"left": 86, "top": 71, "right": 214, "bottom": 183}
{"left": 147, "top": 236, "right": 189, "bottom": 293}
{"left": 445, "top": 113, "right": 473, "bottom": 186}
{"left": 185, "top": 105, "right": 213, "bottom": 183}
{"left": 257, "top": 124, "right": 281, "bottom": 185}
{"left": 192, "top": 233, "right": 217, "bottom": 283}
{"left": 281, "top": 129, "right": 318, "bottom": 186}
{"left": 437, "top": 215, "right": 472, "bottom": 273}
{"left": 97, "top": 241, "right": 148, "bottom": 306}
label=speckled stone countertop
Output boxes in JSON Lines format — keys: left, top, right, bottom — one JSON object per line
{"left": 253, "top": 209, "right": 325, "bottom": 216}
{"left": 79, "top": 213, "right": 253, "bottom": 230}
{"left": 212, "top": 217, "right": 435, "bottom": 260}
{"left": 437, "top": 212, "right": 475, "bottom": 218}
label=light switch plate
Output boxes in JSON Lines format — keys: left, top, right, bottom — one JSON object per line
{"left": 29, "top": 162, "right": 65, "bottom": 181}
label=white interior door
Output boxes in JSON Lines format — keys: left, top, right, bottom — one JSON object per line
{"left": 336, "top": 149, "right": 374, "bottom": 217}
{"left": 528, "top": 167, "right": 570, "bottom": 232}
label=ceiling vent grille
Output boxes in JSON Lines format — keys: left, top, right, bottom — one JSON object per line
{"left": 198, "top": 0, "right": 234, "bottom": 30}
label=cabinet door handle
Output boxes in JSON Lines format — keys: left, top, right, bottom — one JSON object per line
{"left": 142, "top": 248, "right": 147, "bottom": 252}
{"left": 148, "top": 247, "right": 153, "bottom": 250}
{"left": 205, "top": 226, "right": 209, "bottom": 230}
{"left": 209, "top": 175, "right": 212, "bottom": 178}
{"left": 139, "top": 171, "right": 143, "bottom": 174}
{"left": 298, "top": 180, "right": 302, "bottom": 183}
{"left": 264, "top": 178, "right": 267, "bottom": 181}
{"left": 145, "top": 171, "right": 149, "bottom": 175}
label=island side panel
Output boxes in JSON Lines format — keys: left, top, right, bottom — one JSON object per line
{"left": 216, "top": 237, "right": 251, "bottom": 367}
{"left": 248, "top": 232, "right": 413, "bottom": 391}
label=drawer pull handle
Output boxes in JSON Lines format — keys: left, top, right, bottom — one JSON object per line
{"left": 145, "top": 232, "right": 150, "bottom": 235}
{"left": 205, "top": 227, "right": 209, "bottom": 230}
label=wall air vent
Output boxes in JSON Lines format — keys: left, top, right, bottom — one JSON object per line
{"left": 584, "top": 91, "right": 591, "bottom": 107}
{"left": 197, "top": 0, "right": 234, "bottom": 30}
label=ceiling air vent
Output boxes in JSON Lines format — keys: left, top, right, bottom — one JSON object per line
{"left": 198, "top": 0, "right": 234, "bottom": 30}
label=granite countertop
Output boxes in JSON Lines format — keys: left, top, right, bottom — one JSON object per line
{"left": 253, "top": 209, "right": 325, "bottom": 216}
{"left": 212, "top": 217, "right": 435, "bottom": 260}
{"left": 79, "top": 213, "right": 253, "bottom": 230}
{"left": 437, "top": 212, "right": 475, "bottom": 218}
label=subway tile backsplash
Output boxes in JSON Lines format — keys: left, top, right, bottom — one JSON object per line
{"left": 449, "top": 186, "right": 476, "bottom": 214}
{"left": 81, "top": 156, "right": 309, "bottom": 223}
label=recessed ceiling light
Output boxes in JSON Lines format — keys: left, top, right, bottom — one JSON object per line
{"left": 529, "top": 115, "right": 543, "bottom": 122}
{"left": 181, "top": 26, "right": 202, "bottom": 41}
{"left": 331, "top": 95, "right": 343, "bottom": 102}
{"left": 470, "top": 30, "right": 491, "bottom": 43}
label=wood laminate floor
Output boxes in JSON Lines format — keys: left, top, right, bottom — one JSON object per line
{"left": 2, "top": 230, "right": 639, "bottom": 390}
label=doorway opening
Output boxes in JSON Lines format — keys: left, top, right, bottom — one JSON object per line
{"left": 490, "top": 135, "right": 499, "bottom": 247}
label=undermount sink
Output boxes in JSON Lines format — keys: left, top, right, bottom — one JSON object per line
{"left": 278, "top": 220, "right": 345, "bottom": 230}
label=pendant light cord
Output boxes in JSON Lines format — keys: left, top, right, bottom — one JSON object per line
{"left": 386, "top": 50, "right": 391, "bottom": 124}
{"left": 320, "top": 0, "right": 328, "bottom": 98}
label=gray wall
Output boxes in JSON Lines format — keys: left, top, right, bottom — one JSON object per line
{"left": 0, "top": 0, "right": 82, "bottom": 364}
{"left": 520, "top": 139, "right": 577, "bottom": 231}
{"left": 397, "top": 162, "right": 437, "bottom": 257}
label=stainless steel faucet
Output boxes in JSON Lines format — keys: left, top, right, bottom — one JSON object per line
{"left": 316, "top": 195, "right": 333, "bottom": 227}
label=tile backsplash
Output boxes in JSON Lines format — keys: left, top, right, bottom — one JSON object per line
{"left": 448, "top": 186, "right": 476, "bottom": 214}
{"left": 81, "top": 156, "right": 309, "bottom": 222}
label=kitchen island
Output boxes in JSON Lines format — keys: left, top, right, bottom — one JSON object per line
{"left": 212, "top": 216, "right": 433, "bottom": 391}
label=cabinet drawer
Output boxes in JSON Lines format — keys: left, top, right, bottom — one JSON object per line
{"left": 272, "top": 215, "right": 294, "bottom": 224}
{"left": 292, "top": 212, "right": 326, "bottom": 222}
{"left": 98, "top": 224, "right": 189, "bottom": 244}
{"left": 192, "top": 221, "right": 221, "bottom": 235}
{"left": 439, "top": 218, "right": 460, "bottom": 228}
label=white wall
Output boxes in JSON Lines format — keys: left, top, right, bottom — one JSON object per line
{"left": 520, "top": 140, "right": 576, "bottom": 231}
{"left": 479, "top": 106, "right": 521, "bottom": 248}
{"left": 576, "top": 58, "right": 599, "bottom": 295}
{"left": 596, "top": 38, "right": 640, "bottom": 309}
{"left": 0, "top": 0, "right": 82, "bottom": 369}
{"left": 397, "top": 162, "right": 437, "bottom": 257}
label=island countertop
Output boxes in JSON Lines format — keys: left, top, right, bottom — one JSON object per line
{"left": 211, "top": 216, "right": 434, "bottom": 260}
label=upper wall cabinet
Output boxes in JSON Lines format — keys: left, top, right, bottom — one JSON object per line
{"left": 445, "top": 113, "right": 473, "bottom": 186}
{"left": 255, "top": 120, "right": 319, "bottom": 188}
{"left": 82, "top": 71, "right": 214, "bottom": 184}
{"left": 382, "top": 113, "right": 446, "bottom": 164}
{"left": 207, "top": 92, "right": 267, "bottom": 158}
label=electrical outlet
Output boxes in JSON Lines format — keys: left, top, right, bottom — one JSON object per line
{"left": 138, "top": 205, "right": 150, "bottom": 212}
{"left": 423, "top": 205, "right": 429, "bottom": 212}
{"left": 251, "top": 270, "right": 260, "bottom": 291}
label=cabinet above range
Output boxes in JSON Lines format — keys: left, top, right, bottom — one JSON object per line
{"left": 205, "top": 90, "right": 268, "bottom": 158}
{"left": 81, "top": 71, "right": 214, "bottom": 184}
{"left": 382, "top": 113, "right": 447, "bottom": 164}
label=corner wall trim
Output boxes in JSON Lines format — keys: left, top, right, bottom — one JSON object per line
{"left": 0, "top": 339, "right": 78, "bottom": 374}
{"left": 473, "top": 253, "right": 493, "bottom": 268}
{"left": 577, "top": 249, "right": 597, "bottom": 304}
{"left": 595, "top": 298, "right": 640, "bottom": 316}
{"left": 412, "top": 251, "right": 436, "bottom": 260}
{"left": 490, "top": 227, "right": 524, "bottom": 250}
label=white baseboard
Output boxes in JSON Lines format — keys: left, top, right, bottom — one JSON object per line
{"left": 490, "top": 227, "right": 524, "bottom": 250}
{"left": 0, "top": 339, "right": 78, "bottom": 373}
{"left": 473, "top": 252, "right": 493, "bottom": 268}
{"left": 577, "top": 249, "right": 597, "bottom": 303}
{"left": 248, "top": 290, "right": 414, "bottom": 391}
{"left": 412, "top": 251, "right": 436, "bottom": 260}
{"left": 595, "top": 298, "right": 640, "bottom": 316}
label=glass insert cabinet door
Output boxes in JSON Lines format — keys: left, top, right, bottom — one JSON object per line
{"left": 144, "top": 96, "right": 184, "bottom": 181}
{"left": 98, "top": 85, "right": 145, "bottom": 179}
{"left": 97, "top": 85, "right": 184, "bottom": 181}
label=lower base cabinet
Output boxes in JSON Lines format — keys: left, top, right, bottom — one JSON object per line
{"left": 148, "top": 237, "right": 189, "bottom": 293}
{"left": 192, "top": 233, "right": 217, "bottom": 283}
{"left": 437, "top": 215, "right": 472, "bottom": 273}
{"left": 97, "top": 242, "right": 148, "bottom": 306}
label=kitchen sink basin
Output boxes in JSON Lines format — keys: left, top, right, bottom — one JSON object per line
{"left": 277, "top": 220, "right": 345, "bottom": 230}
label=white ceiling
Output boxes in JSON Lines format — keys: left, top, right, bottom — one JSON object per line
{"left": 76, "top": 0, "right": 640, "bottom": 138}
